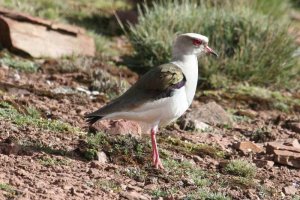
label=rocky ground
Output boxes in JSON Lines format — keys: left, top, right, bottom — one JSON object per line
{"left": 0, "top": 56, "right": 299, "bottom": 200}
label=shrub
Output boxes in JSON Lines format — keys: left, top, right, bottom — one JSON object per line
{"left": 126, "top": 0, "right": 298, "bottom": 88}
{"left": 224, "top": 160, "right": 256, "bottom": 178}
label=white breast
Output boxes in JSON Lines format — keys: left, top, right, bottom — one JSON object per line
{"left": 172, "top": 55, "right": 198, "bottom": 106}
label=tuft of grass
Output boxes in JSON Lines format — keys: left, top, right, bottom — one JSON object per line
{"left": 187, "top": 188, "right": 231, "bottom": 200}
{"left": 0, "top": 52, "right": 38, "bottom": 72}
{"left": 0, "top": 183, "right": 16, "bottom": 197}
{"left": 38, "top": 156, "right": 70, "bottom": 166}
{"left": 82, "top": 132, "right": 150, "bottom": 165}
{"left": 0, "top": 101, "right": 80, "bottom": 133}
{"left": 162, "top": 136, "right": 225, "bottom": 158}
{"left": 223, "top": 160, "right": 256, "bottom": 178}
{"left": 95, "top": 179, "right": 121, "bottom": 192}
{"left": 126, "top": 0, "right": 298, "bottom": 88}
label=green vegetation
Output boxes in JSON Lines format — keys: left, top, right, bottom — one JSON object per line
{"left": 224, "top": 160, "right": 256, "bottom": 178}
{"left": 126, "top": 0, "right": 298, "bottom": 88}
{"left": 95, "top": 179, "right": 121, "bottom": 192}
{"left": 82, "top": 132, "right": 150, "bottom": 165}
{"left": 187, "top": 190, "right": 231, "bottom": 200}
{"left": 0, "top": 183, "right": 16, "bottom": 197}
{"left": 0, "top": 101, "right": 80, "bottom": 133}
{"left": 38, "top": 156, "right": 70, "bottom": 166}
{"left": 162, "top": 136, "right": 225, "bottom": 158}
{"left": 0, "top": 51, "right": 38, "bottom": 72}
{"left": 201, "top": 85, "right": 300, "bottom": 112}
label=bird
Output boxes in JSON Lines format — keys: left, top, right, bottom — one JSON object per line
{"left": 85, "top": 33, "right": 218, "bottom": 169}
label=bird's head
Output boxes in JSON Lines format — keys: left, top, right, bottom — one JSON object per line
{"left": 172, "top": 33, "right": 218, "bottom": 58}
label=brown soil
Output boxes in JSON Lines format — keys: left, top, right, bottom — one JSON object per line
{"left": 0, "top": 60, "right": 299, "bottom": 200}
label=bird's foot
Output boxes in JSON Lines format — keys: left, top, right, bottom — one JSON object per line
{"left": 154, "top": 158, "right": 164, "bottom": 170}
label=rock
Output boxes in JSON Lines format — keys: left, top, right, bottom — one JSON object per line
{"left": 0, "top": 136, "right": 20, "bottom": 155}
{"left": 127, "top": 185, "right": 143, "bottom": 192}
{"left": 283, "top": 185, "right": 297, "bottom": 195}
{"left": 179, "top": 101, "right": 232, "bottom": 131}
{"left": 283, "top": 139, "right": 300, "bottom": 148}
{"left": 96, "top": 120, "right": 142, "bottom": 136}
{"left": 235, "top": 109, "right": 257, "bottom": 119}
{"left": 192, "top": 155, "right": 203, "bottom": 163}
{"left": 284, "top": 120, "right": 300, "bottom": 134}
{"left": 90, "top": 161, "right": 103, "bottom": 169}
{"left": 234, "top": 141, "right": 264, "bottom": 154}
{"left": 266, "top": 141, "right": 300, "bottom": 168}
{"left": 143, "top": 184, "right": 157, "bottom": 191}
{"left": 120, "top": 191, "right": 150, "bottom": 200}
{"left": 182, "top": 178, "right": 195, "bottom": 186}
{"left": 0, "top": 8, "right": 95, "bottom": 58}
{"left": 96, "top": 151, "right": 108, "bottom": 164}
{"left": 266, "top": 142, "right": 300, "bottom": 154}
{"left": 253, "top": 159, "right": 274, "bottom": 168}
{"left": 273, "top": 150, "right": 300, "bottom": 168}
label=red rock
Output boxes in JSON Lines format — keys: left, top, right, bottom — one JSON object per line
{"left": 234, "top": 141, "right": 264, "bottom": 154}
{"left": 273, "top": 150, "right": 300, "bottom": 168}
{"left": 96, "top": 120, "right": 142, "bottom": 136}
{"left": 0, "top": 8, "right": 95, "bottom": 58}
{"left": 283, "top": 185, "right": 297, "bottom": 195}
{"left": 266, "top": 142, "right": 300, "bottom": 154}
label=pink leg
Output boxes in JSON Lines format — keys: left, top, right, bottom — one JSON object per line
{"left": 150, "top": 127, "right": 164, "bottom": 169}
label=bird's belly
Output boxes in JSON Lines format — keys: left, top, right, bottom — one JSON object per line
{"left": 133, "top": 87, "right": 189, "bottom": 124}
{"left": 105, "top": 87, "right": 189, "bottom": 126}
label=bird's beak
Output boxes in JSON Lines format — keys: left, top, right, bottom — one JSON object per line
{"left": 205, "top": 45, "right": 218, "bottom": 58}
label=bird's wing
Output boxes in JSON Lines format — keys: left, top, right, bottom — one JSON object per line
{"left": 85, "top": 63, "right": 186, "bottom": 124}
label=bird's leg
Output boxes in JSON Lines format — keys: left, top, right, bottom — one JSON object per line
{"left": 150, "top": 127, "right": 164, "bottom": 169}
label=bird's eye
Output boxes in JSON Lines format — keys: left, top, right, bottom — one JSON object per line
{"left": 192, "top": 39, "right": 202, "bottom": 46}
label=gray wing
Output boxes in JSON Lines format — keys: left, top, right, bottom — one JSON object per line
{"left": 85, "top": 63, "right": 186, "bottom": 124}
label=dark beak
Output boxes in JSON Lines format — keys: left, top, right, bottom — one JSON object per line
{"left": 205, "top": 45, "right": 218, "bottom": 58}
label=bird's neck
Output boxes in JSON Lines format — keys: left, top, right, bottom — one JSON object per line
{"left": 171, "top": 54, "right": 198, "bottom": 105}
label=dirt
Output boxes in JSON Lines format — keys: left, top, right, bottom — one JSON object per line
{"left": 0, "top": 59, "right": 300, "bottom": 200}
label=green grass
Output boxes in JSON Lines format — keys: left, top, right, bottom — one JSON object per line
{"left": 81, "top": 132, "right": 150, "bottom": 165}
{"left": 95, "top": 179, "right": 121, "bottom": 192}
{"left": 126, "top": 0, "right": 298, "bottom": 89}
{"left": 0, "top": 101, "right": 80, "bottom": 133}
{"left": 38, "top": 156, "right": 70, "bottom": 166}
{"left": 0, "top": 183, "right": 16, "bottom": 197}
{"left": 223, "top": 160, "right": 256, "bottom": 178}
{"left": 201, "top": 85, "right": 300, "bottom": 112}
{"left": 0, "top": 51, "right": 38, "bottom": 72}
{"left": 162, "top": 136, "right": 225, "bottom": 158}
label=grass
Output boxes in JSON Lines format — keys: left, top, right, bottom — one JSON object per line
{"left": 126, "top": 0, "right": 299, "bottom": 89}
{"left": 81, "top": 132, "right": 150, "bottom": 165}
{"left": 223, "top": 160, "right": 256, "bottom": 178}
{"left": 38, "top": 156, "right": 70, "bottom": 166}
{"left": 95, "top": 179, "right": 121, "bottom": 192}
{"left": 200, "top": 85, "right": 300, "bottom": 112}
{"left": 0, "top": 101, "right": 80, "bottom": 133}
{"left": 0, "top": 183, "right": 16, "bottom": 197}
{"left": 0, "top": 51, "right": 39, "bottom": 72}
{"left": 161, "top": 136, "right": 225, "bottom": 159}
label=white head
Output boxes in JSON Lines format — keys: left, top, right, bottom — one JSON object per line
{"left": 172, "top": 33, "right": 218, "bottom": 58}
